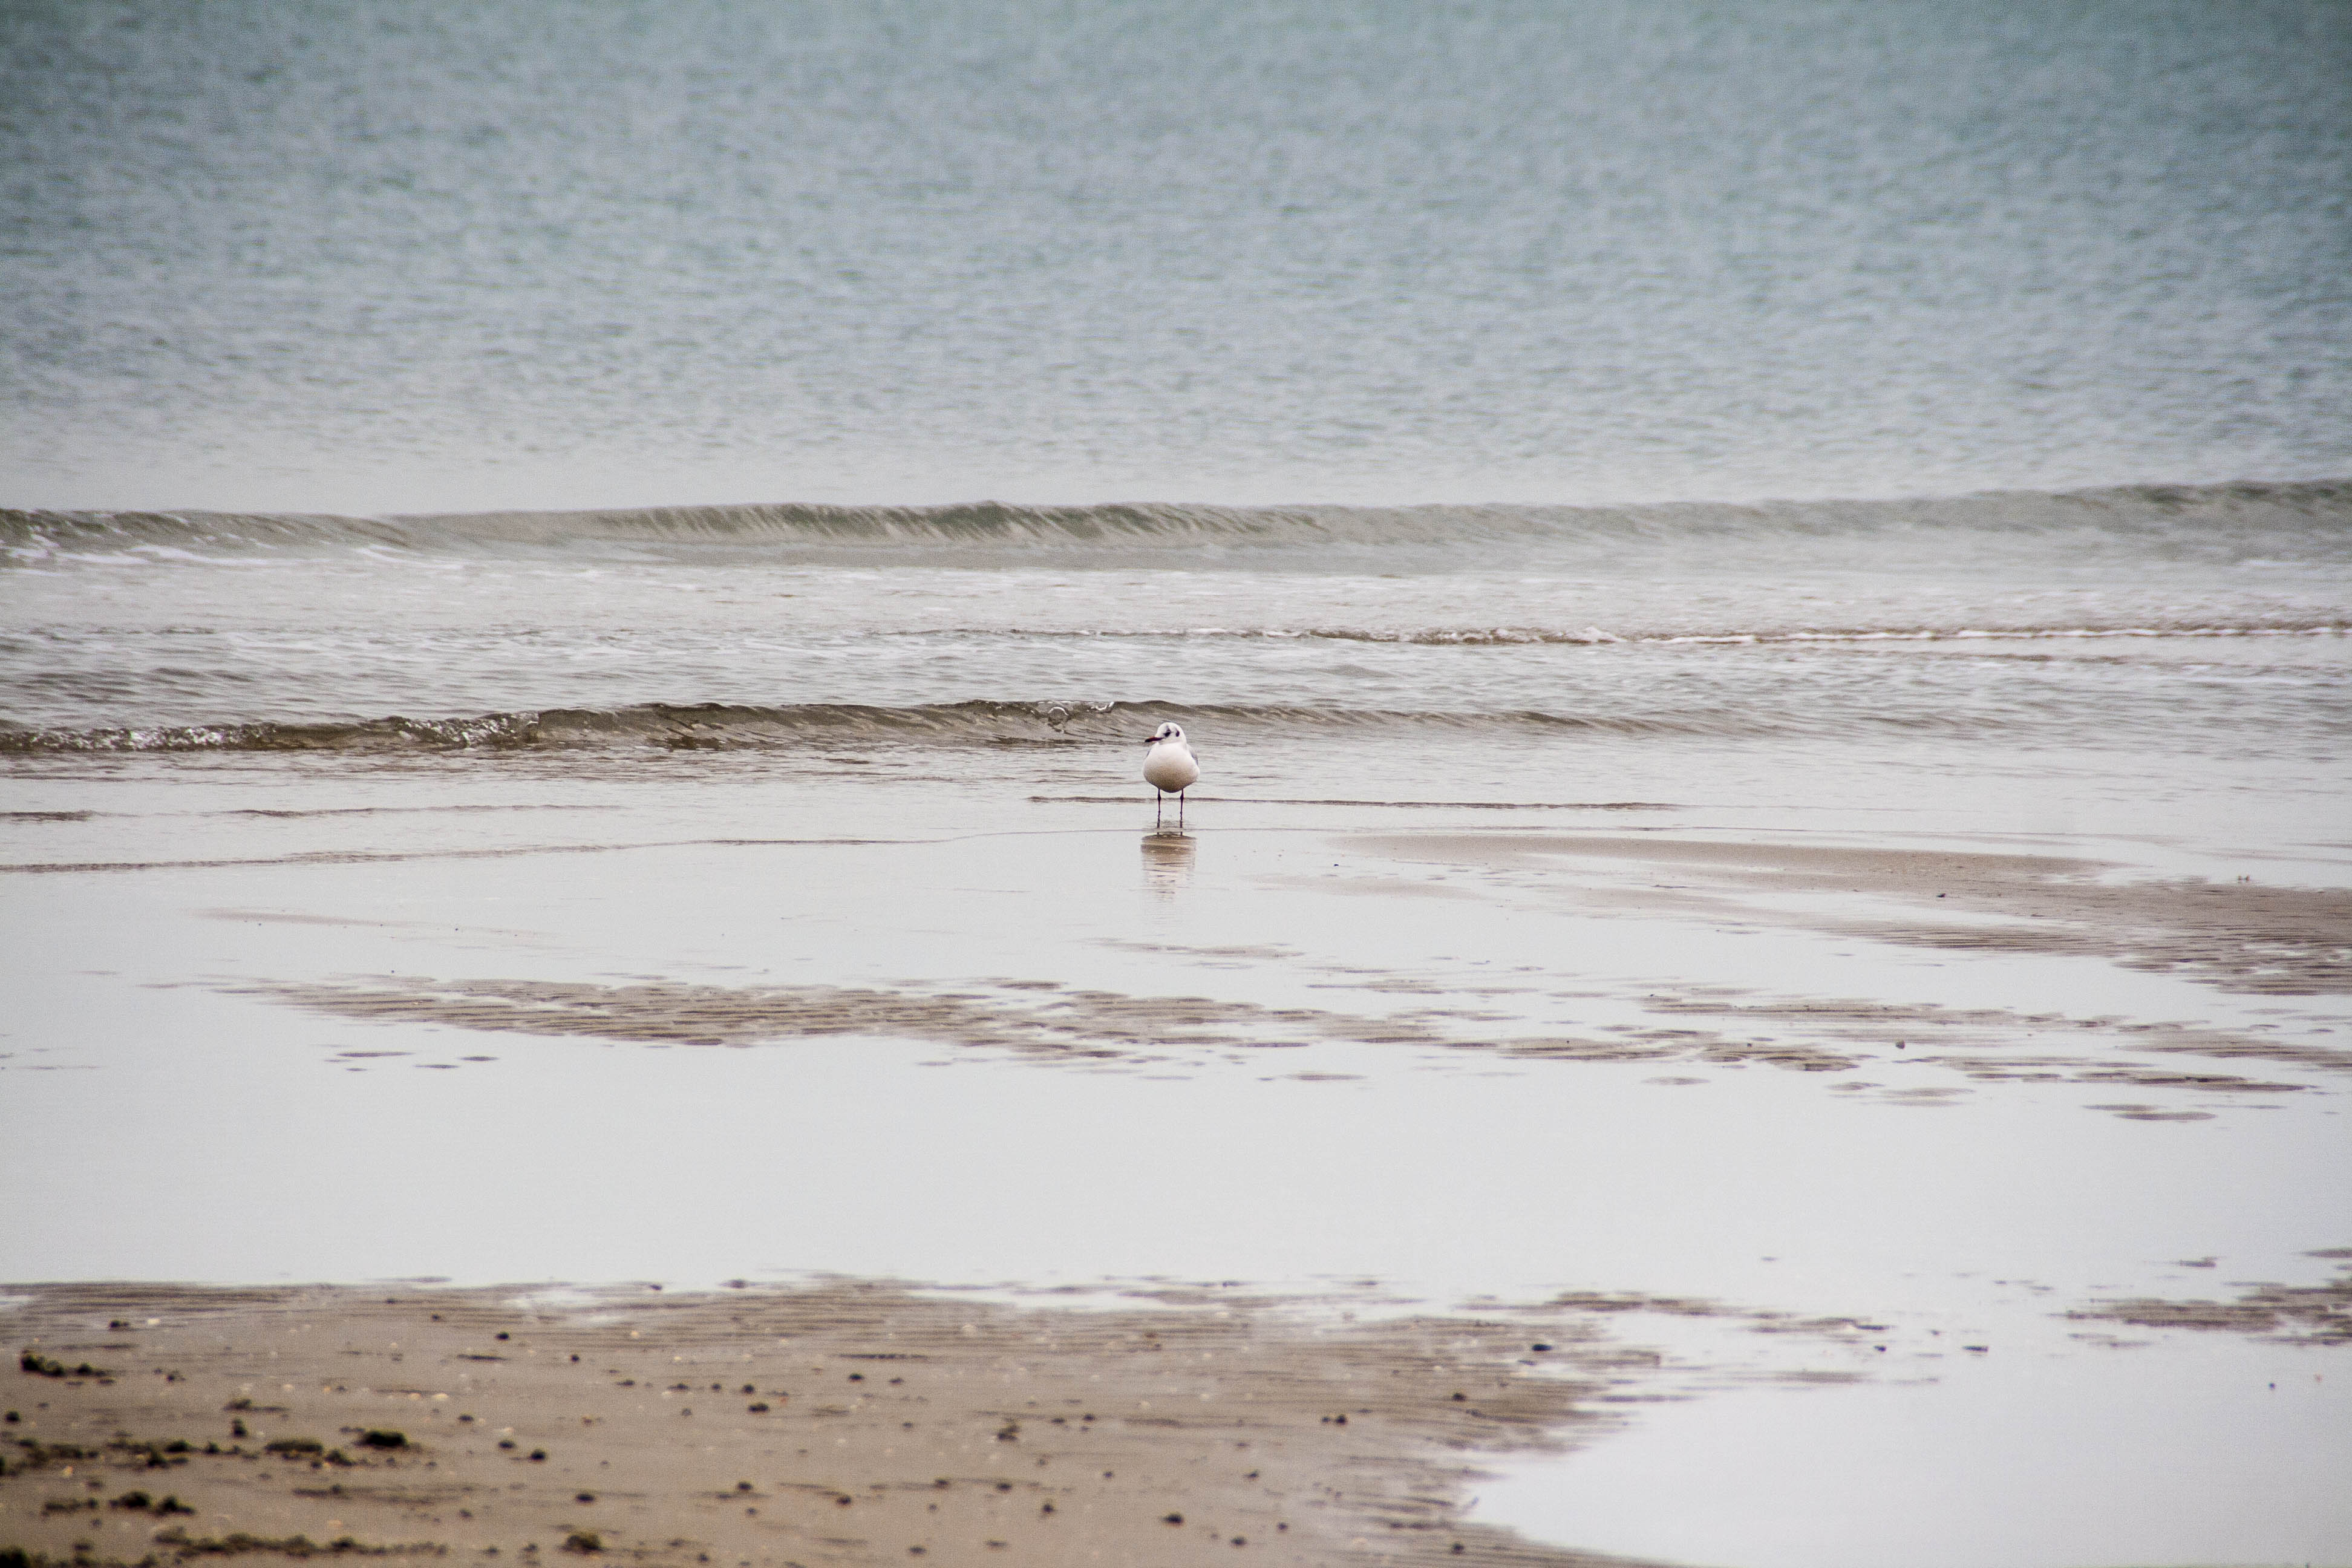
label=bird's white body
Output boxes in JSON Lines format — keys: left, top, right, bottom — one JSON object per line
{"left": 1143, "top": 726, "right": 1200, "bottom": 794}
{"left": 1143, "top": 722, "right": 1200, "bottom": 828}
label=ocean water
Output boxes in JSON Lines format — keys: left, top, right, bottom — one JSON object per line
{"left": 2, "top": 486, "right": 2350, "bottom": 828}
{"left": 7, "top": 6, "right": 2352, "bottom": 1566}
{"left": 3, "top": 0, "right": 2349, "bottom": 511}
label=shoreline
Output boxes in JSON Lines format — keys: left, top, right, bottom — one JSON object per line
{"left": 8, "top": 1267, "right": 2344, "bottom": 1567}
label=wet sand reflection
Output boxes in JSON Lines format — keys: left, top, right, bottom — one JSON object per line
{"left": 1142, "top": 828, "right": 1196, "bottom": 895}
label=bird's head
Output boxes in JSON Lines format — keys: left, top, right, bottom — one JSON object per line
{"left": 1145, "top": 722, "right": 1186, "bottom": 745}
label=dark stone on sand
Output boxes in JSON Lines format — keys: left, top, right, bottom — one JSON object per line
{"left": 359, "top": 1429, "right": 407, "bottom": 1449}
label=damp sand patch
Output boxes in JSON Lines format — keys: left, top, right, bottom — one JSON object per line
{"left": 0, "top": 1279, "right": 1889, "bottom": 1567}
{"left": 1628, "top": 989, "right": 2344, "bottom": 1115}
{"left": 2066, "top": 1256, "right": 2352, "bottom": 1347}
{"left": 1351, "top": 832, "right": 2352, "bottom": 996}
{"left": 238, "top": 976, "right": 2343, "bottom": 1116}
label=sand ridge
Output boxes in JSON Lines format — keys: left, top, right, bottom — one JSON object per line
{"left": 1349, "top": 832, "right": 2352, "bottom": 996}
{"left": 236, "top": 969, "right": 2344, "bottom": 1120}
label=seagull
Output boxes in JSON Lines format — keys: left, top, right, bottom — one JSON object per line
{"left": 1142, "top": 721, "right": 1200, "bottom": 829}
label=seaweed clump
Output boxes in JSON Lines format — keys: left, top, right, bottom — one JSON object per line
{"left": 18, "top": 1352, "right": 109, "bottom": 1380}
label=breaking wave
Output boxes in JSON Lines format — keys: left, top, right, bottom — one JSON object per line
{"left": 7, "top": 479, "right": 2350, "bottom": 563}
{"left": 1007, "top": 621, "right": 2350, "bottom": 645}
{"left": 0, "top": 696, "right": 2017, "bottom": 756}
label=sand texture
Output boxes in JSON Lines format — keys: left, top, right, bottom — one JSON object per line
{"left": 0, "top": 1282, "right": 1742, "bottom": 1568}
{"left": 2066, "top": 1254, "right": 2352, "bottom": 1345}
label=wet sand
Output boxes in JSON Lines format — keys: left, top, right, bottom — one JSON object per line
{"left": 2067, "top": 1249, "right": 2352, "bottom": 1345}
{"left": 244, "top": 961, "right": 2345, "bottom": 1096}
{"left": 7, "top": 779, "right": 2352, "bottom": 1566}
{"left": 223, "top": 825, "right": 2352, "bottom": 1122}
{"left": 1350, "top": 832, "right": 2352, "bottom": 997}
{"left": 0, "top": 1280, "right": 1831, "bottom": 1568}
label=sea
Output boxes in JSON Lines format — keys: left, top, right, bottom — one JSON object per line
{"left": 5, "top": 5, "right": 2352, "bottom": 1567}
{"left": 3, "top": 485, "right": 2351, "bottom": 834}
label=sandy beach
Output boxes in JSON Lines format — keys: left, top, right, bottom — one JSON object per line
{"left": 1, "top": 1279, "right": 1760, "bottom": 1568}
{"left": 8, "top": 788, "right": 2352, "bottom": 1564}
{"left": 7, "top": 1259, "right": 2347, "bottom": 1567}
{"left": 7, "top": 5, "right": 2352, "bottom": 1557}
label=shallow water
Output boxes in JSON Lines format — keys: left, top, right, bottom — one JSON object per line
{"left": 7, "top": 716, "right": 2352, "bottom": 1560}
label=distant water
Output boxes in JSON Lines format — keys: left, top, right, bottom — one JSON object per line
{"left": 3, "top": 0, "right": 2348, "bottom": 512}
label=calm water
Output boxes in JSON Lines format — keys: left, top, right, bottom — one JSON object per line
{"left": 3, "top": 0, "right": 2348, "bottom": 512}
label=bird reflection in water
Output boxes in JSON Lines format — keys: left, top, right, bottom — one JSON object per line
{"left": 1141, "top": 830, "right": 1196, "bottom": 896}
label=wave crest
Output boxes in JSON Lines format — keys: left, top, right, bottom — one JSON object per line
{"left": 0, "top": 699, "right": 1755, "bottom": 755}
{"left": 8, "top": 478, "right": 2349, "bottom": 561}
{"left": 0, "top": 694, "right": 2090, "bottom": 757}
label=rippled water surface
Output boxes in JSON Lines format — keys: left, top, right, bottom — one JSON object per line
{"left": 5, "top": 492, "right": 2348, "bottom": 820}
{"left": 4, "top": 1, "right": 2348, "bottom": 510}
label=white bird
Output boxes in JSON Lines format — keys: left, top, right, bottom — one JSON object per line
{"left": 1142, "top": 721, "right": 1200, "bottom": 829}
